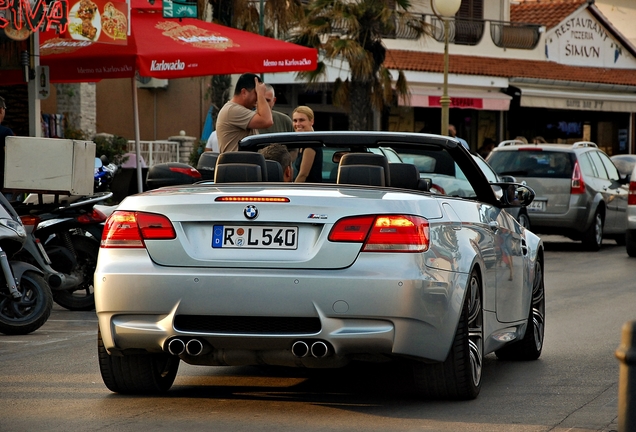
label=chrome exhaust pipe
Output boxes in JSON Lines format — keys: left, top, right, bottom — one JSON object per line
{"left": 310, "top": 341, "right": 329, "bottom": 358}
{"left": 167, "top": 338, "right": 186, "bottom": 356}
{"left": 291, "top": 341, "right": 309, "bottom": 358}
{"left": 185, "top": 339, "right": 204, "bottom": 356}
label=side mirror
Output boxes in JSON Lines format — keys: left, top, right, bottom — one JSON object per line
{"left": 492, "top": 183, "right": 535, "bottom": 207}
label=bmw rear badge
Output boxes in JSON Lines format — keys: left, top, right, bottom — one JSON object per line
{"left": 244, "top": 205, "right": 258, "bottom": 220}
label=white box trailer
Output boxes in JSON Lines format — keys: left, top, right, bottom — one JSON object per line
{"left": 4, "top": 136, "right": 96, "bottom": 196}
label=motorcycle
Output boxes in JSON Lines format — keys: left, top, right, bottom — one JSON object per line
{"left": 0, "top": 194, "right": 52, "bottom": 335}
{"left": 14, "top": 191, "right": 112, "bottom": 311}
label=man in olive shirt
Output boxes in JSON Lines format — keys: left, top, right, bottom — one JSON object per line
{"left": 216, "top": 73, "right": 273, "bottom": 153}
{"left": 258, "top": 84, "right": 293, "bottom": 134}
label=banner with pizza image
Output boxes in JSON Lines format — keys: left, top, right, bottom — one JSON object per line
{"left": 61, "top": 0, "right": 128, "bottom": 45}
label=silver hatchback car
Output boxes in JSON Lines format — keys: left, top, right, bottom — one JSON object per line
{"left": 488, "top": 140, "right": 629, "bottom": 250}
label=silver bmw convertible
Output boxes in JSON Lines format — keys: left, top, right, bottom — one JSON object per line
{"left": 95, "top": 131, "right": 545, "bottom": 400}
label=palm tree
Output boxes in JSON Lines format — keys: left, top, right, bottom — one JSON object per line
{"left": 293, "top": 0, "right": 427, "bottom": 130}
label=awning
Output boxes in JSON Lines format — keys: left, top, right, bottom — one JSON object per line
{"left": 399, "top": 87, "right": 512, "bottom": 111}
{"left": 518, "top": 85, "right": 636, "bottom": 113}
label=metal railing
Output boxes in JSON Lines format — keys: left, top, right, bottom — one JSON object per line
{"left": 490, "top": 20, "right": 542, "bottom": 50}
{"left": 430, "top": 15, "right": 484, "bottom": 45}
{"left": 428, "top": 15, "right": 540, "bottom": 49}
{"left": 126, "top": 140, "right": 180, "bottom": 167}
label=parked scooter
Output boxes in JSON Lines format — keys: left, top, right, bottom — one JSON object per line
{"left": 14, "top": 191, "right": 112, "bottom": 311}
{"left": 0, "top": 194, "right": 52, "bottom": 335}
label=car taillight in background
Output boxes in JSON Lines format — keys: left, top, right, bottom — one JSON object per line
{"left": 101, "top": 211, "right": 176, "bottom": 248}
{"left": 329, "top": 215, "right": 430, "bottom": 252}
{"left": 629, "top": 180, "right": 636, "bottom": 206}
{"left": 571, "top": 161, "right": 586, "bottom": 195}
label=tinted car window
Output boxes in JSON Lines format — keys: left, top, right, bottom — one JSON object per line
{"left": 588, "top": 151, "right": 609, "bottom": 180}
{"left": 598, "top": 152, "right": 620, "bottom": 181}
{"left": 578, "top": 152, "right": 595, "bottom": 177}
{"left": 488, "top": 150, "right": 572, "bottom": 178}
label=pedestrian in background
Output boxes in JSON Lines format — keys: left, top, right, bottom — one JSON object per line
{"left": 533, "top": 136, "right": 547, "bottom": 144}
{"left": 0, "top": 96, "right": 15, "bottom": 191}
{"left": 293, "top": 106, "right": 322, "bottom": 183}
{"left": 448, "top": 124, "right": 469, "bottom": 150}
{"left": 515, "top": 136, "right": 528, "bottom": 144}
{"left": 258, "top": 84, "right": 293, "bottom": 134}
{"left": 204, "top": 130, "right": 219, "bottom": 153}
{"left": 478, "top": 137, "right": 495, "bottom": 159}
{"left": 259, "top": 143, "right": 293, "bottom": 182}
{"left": 216, "top": 73, "right": 273, "bottom": 153}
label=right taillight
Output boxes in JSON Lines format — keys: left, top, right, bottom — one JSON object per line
{"left": 101, "top": 211, "right": 176, "bottom": 248}
{"left": 329, "top": 215, "right": 429, "bottom": 252}
{"left": 629, "top": 181, "right": 636, "bottom": 205}
{"left": 571, "top": 161, "right": 586, "bottom": 195}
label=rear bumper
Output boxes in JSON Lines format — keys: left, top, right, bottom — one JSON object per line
{"left": 527, "top": 204, "right": 589, "bottom": 234}
{"left": 95, "top": 249, "right": 468, "bottom": 366}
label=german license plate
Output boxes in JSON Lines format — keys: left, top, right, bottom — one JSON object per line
{"left": 212, "top": 225, "right": 298, "bottom": 249}
{"left": 527, "top": 200, "right": 546, "bottom": 212}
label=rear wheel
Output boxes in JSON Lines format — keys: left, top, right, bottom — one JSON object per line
{"left": 582, "top": 210, "right": 603, "bottom": 251}
{"left": 98, "top": 327, "right": 180, "bottom": 394}
{"left": 496, "top": 256, "right": 545, "bottom": 361}
{"left": 52, "top": 236, "right": 98, "bottom": 311}
{"left": 412, "top": 270, "right": 482, "bottom": 400}
{"left": 0, "top": 271, "right": 52, "bottom": 335}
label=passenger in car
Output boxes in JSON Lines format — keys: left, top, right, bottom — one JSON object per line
{"left": 259, "top": 144, "right": 293, "bottom": 182}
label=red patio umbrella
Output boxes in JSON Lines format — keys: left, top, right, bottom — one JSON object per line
{"left": 1, "top": 0, "right": 317, "bottom": 191}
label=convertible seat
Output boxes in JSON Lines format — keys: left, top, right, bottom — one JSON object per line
{"left": 389, "top": 163, "right": 421, "bottom": 190}
{"left": 265, "top": 160, "right": 284, "bottom": 182}
{"left": 214, "top": 152, "right": 268, "bottom": 183}
{"left": 337, "top": 153, "right": 390, "bottom": 186}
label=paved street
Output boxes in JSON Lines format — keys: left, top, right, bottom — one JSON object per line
{"left": 0, "top": 236, "right": 632, "bottom": 432}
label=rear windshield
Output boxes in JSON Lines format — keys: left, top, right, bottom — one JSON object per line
{"left": 488, "top": 150, "right": 573, "bottom": 179}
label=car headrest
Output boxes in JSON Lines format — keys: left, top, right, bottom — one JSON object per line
{"left": 339, "top": 153, "right": 390, "bottom": 186}
{"left": 337, "top": 165, "right": 386, "bottom": 187}
{"left": 216, "top": 151, "right": 268, "bottom": 181}
{"left": 388, "top": 163, "right": 420, "bottom": 190}
{"left": 265, "top": 159, "right": 284, "bottom": 182}
{"left": 214, "top": 163, "right": 263, "bottom": 183}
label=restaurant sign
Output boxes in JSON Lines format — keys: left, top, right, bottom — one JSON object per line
{"left": 0, "top": 0, "right": 128, "bottom": 45}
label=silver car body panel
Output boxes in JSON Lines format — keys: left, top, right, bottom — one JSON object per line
{"left": 96, "top": 181, "right": 542, "bottom": 368}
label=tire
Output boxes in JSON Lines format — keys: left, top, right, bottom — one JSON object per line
{"left": 0, "top": 271, "right": 52, "bottom": 335}
{"left": 582, "top": 210, "right": 603, "bottom": 251}
{"left": 412, "top": 270, "right": 483, "bottom": 400}
{"left": 52, "top": 235, "right": 98, "bottom": 311}
{"left": 495, "top": 256, "right": 545, "bottom": 361}
{"left": 98, "top": 327, "right": 180, "bottom": 394}
{"left": 626, "top": 230, "right": 636, "bottom": 258}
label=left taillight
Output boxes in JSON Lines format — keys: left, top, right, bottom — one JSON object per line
{"left": 101, "top": 211, "right": 176, "bottom": 248}
{"left": 571, "top": 161, "right": 586, "bottom": 195}
{"left": 329, "top": 215, "right": 429, "bottom": 252}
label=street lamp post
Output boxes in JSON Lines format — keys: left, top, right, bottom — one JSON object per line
{"left": 432, "top": 0, "right": 462, "bottom": 137}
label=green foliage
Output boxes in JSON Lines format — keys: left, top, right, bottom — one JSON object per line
{"left": 292, "top": 0, "right": 427, "bottom": 130}
{"left": 189, "top": 140, "right": 206, "bottom": 167}
{"left": 93, "top": 134, "right": 130, "bottom": 166}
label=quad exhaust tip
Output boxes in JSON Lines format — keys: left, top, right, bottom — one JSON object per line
{"left": 291, "top": 340, "right": 330, "bottom": 358}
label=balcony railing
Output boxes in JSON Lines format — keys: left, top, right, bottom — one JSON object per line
{"left": 428, "top": 15, "right": 541, "bottom": 50}
{"left": 490, "top": 20, "right": 542, "bottom": 50}
{"left": 430, "top": 16, "right": 484, "bottom": 46}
